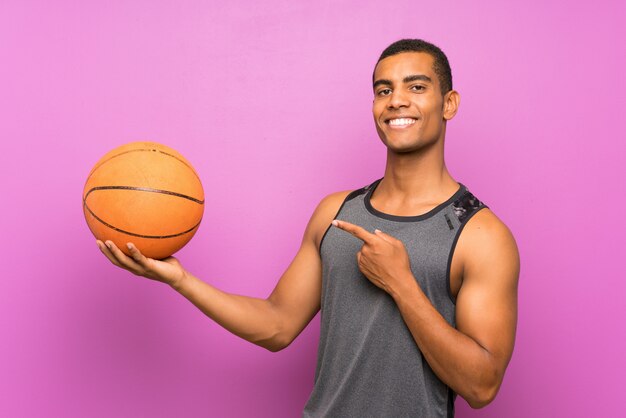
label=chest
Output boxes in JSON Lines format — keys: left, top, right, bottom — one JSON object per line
{"left": 321, "top": 219, "right": 462, "bottom": 303}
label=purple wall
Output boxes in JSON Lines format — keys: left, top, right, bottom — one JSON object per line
{"left": 1, "top": 1, "right": 623, "bottom": 417}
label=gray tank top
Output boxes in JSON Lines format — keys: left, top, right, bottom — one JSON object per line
{"left": 302, "top": 178, "right": 488, "bottom": 418}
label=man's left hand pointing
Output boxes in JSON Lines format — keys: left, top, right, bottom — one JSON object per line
{"left": 332, "top": 219, "right": 415, "bottom": 296}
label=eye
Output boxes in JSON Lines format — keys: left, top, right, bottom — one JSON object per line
{"left": 410, "top": 85, "right": 425, "bottom": 92}
{"left": 377, "top": 88, "right": 392, "bottom": 96}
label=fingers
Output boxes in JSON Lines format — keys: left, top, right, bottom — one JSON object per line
{"left": 97, "top": 240, "right": 144, "bottom": 273}
{"left": 332, "top": 219, "right": 376, "bottom": 244}
{"left": 374, "top": 229, "right": 394, "bottom": 243}
{"left": 126, "top": 243, "right": 151, "bottom": 267}
{"left": 97, "top": 240, "right": 122, "bottom": 267}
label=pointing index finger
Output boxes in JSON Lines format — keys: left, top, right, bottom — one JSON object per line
{"left": 332, "top": 219, "right": 376, "bottom": 244}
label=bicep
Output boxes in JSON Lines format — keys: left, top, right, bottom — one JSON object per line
{"left": 267, "top": 236, "right": 323, "bottom": 343}
{"left": 266, "top": 190, "right": 352, "bottom": 345}
{"left": 455, "top": 211, "right": 520, "bottom": 378}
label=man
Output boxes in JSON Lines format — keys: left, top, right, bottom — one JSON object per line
{"left": 97, "top": 39, "right": 519, "bottom": 417}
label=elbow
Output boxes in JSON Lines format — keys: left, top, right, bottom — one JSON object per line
{"left": 466, "top": 365, "right": 503, "bottom": 409}
{"left": 261, "top": 335, "right": 292, "bottom": 353}
{"left": 466, "top": 378, "right": 501, "bottom": 409}
{"left": 467, "top": 390, "right": 495, "bottom": 409}
{"left": 256, "top": 301, "right": 302, "bottom": 352}
{"left": 256, "top": 329, "right": 292, "bottom": 353}
{"left": 253, "top": 305, "right": 291, "bottom": 352}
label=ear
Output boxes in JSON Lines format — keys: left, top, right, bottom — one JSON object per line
{"left": 442, "top": 89, "right": 460, "bottom": 121}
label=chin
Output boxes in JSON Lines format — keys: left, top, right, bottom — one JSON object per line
{"left": 381, "top": 141, "right": 418, "bottom": 153}
{"left": 383, "top": 136, "right": 438, "bottom": 154}
{"left": 390, "top": 145, "right": 422, "bottom": 154}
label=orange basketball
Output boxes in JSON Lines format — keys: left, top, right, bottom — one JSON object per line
{"left": 83, "top": 141, "right": 204, "bottom": 259}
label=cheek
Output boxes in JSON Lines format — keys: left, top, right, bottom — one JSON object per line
{"left": 421, "top": 116, "right": 439, "bottom": 134}
{"left": 373, "top": 108, "right": 386, "bottom": 131}
{"left": 373, "top": 95, "right": 390, "bottom": 111}
{"left": 372, "top": 103, "right": 383, "bottom": 120}
{"left": 420, "top": 103, "right": 443, "bottom": 127}
{"left": 423, "top": 98, "right": 444, "bottom": 118}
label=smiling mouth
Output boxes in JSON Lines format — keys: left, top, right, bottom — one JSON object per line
{"left": 386, "top": 117, "right": 418, "bottom": 127}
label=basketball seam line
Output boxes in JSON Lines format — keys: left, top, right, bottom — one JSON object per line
{"left": 83, "top": 200, "right": 203, "bottom": 239}
{"left": 84, "top": 185, "right": 205, "bottom": 204}
{"left": 84, "top": 147, "right": 203, "bottom": 186}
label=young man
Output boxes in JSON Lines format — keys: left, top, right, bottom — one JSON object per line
{"left": 97, "top": 39, "right": 519, "bottom": 417}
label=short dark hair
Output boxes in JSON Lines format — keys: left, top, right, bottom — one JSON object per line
{"left": 374, "top": 39, "right": 453, "bottom": 96}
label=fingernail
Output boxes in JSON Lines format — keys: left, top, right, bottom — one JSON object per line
{"left": 127, "top": 243, "right": 132, "bottom": 251}
{"left": 105, "top": 241, "right": 112, "bottom": 249}
{"left": 374, "top": 229, "right": 381, "bottom": 233}
{"left": 332, "top": 220, "right": 339, "bottom": 226}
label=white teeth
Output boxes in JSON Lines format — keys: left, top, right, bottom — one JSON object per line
{"left": 388, "top": 118, "right": 416, "bottom": 126}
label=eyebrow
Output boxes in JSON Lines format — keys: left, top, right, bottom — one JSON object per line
{"left": 373, "top": 74, "right": 433, "bottom": 89}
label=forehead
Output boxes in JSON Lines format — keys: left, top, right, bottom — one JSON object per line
{"left": 373, "top": 52, "right": 437, "bottom": 83}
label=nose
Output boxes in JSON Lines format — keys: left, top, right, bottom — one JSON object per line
{"left": 387, "top": 88, "right": 410, "bottom": 109}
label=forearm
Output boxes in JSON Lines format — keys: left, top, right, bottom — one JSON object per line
{"left": 171, "top": 272, "right": 284, "bottom": 352}
{"left": 391, "top": 278, "right": 499, "bottom": 408}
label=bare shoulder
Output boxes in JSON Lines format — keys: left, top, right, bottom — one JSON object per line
{"left": 461, "top": 208, "right": 519, "bottom": 256}
{"left": 457, "top": 207, "right": 520, "bottom": 286}
{"left": 306, "top": 189, "right": 355, "bottom": 250}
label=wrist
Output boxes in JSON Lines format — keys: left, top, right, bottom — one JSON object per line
{"left": 389, "top": 271, "right": 420, "bottom": 302}
{"left": 169, "top": 269, "right": 190, "bottom": 292}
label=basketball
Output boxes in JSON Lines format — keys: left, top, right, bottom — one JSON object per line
{"left": 83, "top": 141, "right": 204, "bottom": 260}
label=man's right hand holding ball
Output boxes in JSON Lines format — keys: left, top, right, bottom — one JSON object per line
{"left": 96, "top": 240, "right": 188, "bottom": 289}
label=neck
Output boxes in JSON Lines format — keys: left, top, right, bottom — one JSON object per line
{"left": 378, "top": 137, "right": 457, "bottom": 201}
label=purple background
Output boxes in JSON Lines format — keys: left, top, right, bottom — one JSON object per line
{"left": 1, "top": 1, "right": 624, "bottom": 417}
